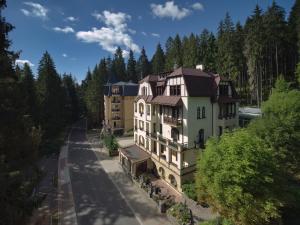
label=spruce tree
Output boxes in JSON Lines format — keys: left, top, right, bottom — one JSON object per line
{"left": 137, "top": 47, "right": 151, "bottom": 79}
{"left": 36, "top": 51, "right": 65, "bottom": 137}
{"left": 164, "top": 36, "right": 174, "bottom": 71}
{"left": 182, "top": 33, "right": 198, "bottom": 68}
{"left": 151, "top": 43, "right": 165, "bottom": 74}
{"left": 20, "top": 63, "right": 38, "bottom": 124}
{"left": 127, "top": 50, "right": 137, "bottom": 82}
{"left": 0, "top": 1, "right": 41, "bottom": 223}
{"left": 112, "top": 47, "right": 126, "bottom": 80}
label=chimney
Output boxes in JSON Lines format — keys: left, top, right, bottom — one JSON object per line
{"left": 196, "top": 64, "right": 204, "bottom": 70}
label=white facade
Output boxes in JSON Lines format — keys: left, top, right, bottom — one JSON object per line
{"left": 133, "top": 68, "right": 239, "bottom": 192}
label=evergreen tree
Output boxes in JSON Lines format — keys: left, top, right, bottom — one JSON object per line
{"left": 198, "top": 29, "right": 217, "bottom": 72}
{"left": 182, "top": 33, "right": 198, "bottom": 68}
{"left": 164, "top": 36, "right": 174, "bottom": 71}
{"left": 137, "top": 47, "right": 151, "bottom": 79}
{"left": 151, "top": 43, "right": 165, "bottom": 74}
{"left": 244, "top": 5, "right": 265, "bottom": 106}
{"left": 62, "top": 74, "right": 79, "bottom": 123}
{"left": 127, "top": 50, "right": 138, "bottom": 82}
{"left": 173, "top": 34, "right": 183, "bottom": 68}
{"left": 216, "top": 13, "right": 239, "bottom": 81}
{"left": 0, "top": 1, "right": 41, "bottom": 224}
{"left": 36, "top": 51, "right": 65, "bottom": 137}
{"left": 20, "top": 63, "right": 38, "bottom": 124}
{"left": 112, "top": 47, "right": 126, "bottom": 80}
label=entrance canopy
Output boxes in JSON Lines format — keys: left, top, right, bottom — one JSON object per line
{"left": 120, "top": 145, "right": 150, "bottom": 163}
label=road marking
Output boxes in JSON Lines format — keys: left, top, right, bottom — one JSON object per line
{"left": 92, "top": 148, "right": 144, "bottom": 225}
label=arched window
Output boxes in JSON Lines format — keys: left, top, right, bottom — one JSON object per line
{"left": 159, "top": 167, "right": 165, "bottom": 179}
{"left": 139, "top": 103, "right": 144, "bottom": 115}
{"left": 197, "top": 107, "right": 201, "bottom": 119}
{"left": 202, "top": 107, "right": 206, "bottom": 118}
{"left": 169, "top": 174, "right": 177, "bottom": 187}
{"left": 139, "top": 135, "right": 145, "bottom": 146}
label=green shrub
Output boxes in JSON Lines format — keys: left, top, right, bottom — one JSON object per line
{"left": 167, "top": 202, "right": 191, "bottom": 225}
{"left": 200, "top": 218, "right": 233, "bottom": 225}
{"left": 182, "top": 181, "right": 197, "bottom": 201}
{"left": 103, "top": 134, "right": 119, "bottom": 155}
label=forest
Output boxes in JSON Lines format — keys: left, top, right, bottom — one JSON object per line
{"left": 83, "top": 1, "right": 300, "bottom": 127}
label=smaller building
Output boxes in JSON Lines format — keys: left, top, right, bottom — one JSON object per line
{"left": 104, "top": 79, "right": 139, "bottom": 135}
{"left": 238, "top": 107, "right": 262, "bottom": 127}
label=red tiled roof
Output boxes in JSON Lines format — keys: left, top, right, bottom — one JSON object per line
{"left": 151, "top": 96, "right": 183, "bottom": 106}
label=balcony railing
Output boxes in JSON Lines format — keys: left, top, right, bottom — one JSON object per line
{"left": 163, "top": 116, "right": 182, "bottom": 127}
{"left": 169, "top": 140, "right": 188, "bottom": 150}
{"left": 112, "top": 100, "right": 121, "bottom": 103}
{"left": 112, "top": 108, "right": 120, "bottom": 112}
{"left": 158, "top": 135, "right": 167, "bottom": 144}
{"left": 112, "top": 117, "right": 121, "bottom": 120}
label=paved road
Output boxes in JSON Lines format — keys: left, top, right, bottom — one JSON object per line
{"left": 67, "top": 120, "right": 140, "bottom": 225}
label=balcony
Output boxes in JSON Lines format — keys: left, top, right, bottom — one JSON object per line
{"left": 112, "top": 116, "right": 121, "bottom": 121}
{"left": 169, "top": 140, "right": 188, "bottom": 150}
{"left": 112, "top": 100, "right": 121, "bottom": 104}
{"left": 112, "top": 108, "right": 120, "bottom": 112}
{"left": 163, "top": 116, "right": 182, "bottom": 127}
{"left": 158, "top": 135, "right": 167, "bottom": 144}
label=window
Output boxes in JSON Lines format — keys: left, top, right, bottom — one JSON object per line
{"left": 139, "top": 103, "right": 144, "bottom": 115}
{"left": 202, "top": 107, "right": 206, "bottom": 118}
{"left": 170, "top": 85, "right": 181, "bottom": 96}
{"left": 159, "top": 105, "right": 163, "bottom": 115}
{"left": 197, "top": 107, "right": 201, "bottom": 119}
{"left": 153, "top": 123, "right": 156, "bottom": 133}
{"left": 171, "top": 128, "right": 179, "bottom": 141}
{"left": 139, "top": 135, "right": 145, "bottom": 146}
{"left": 114, "top": 121, "right": 116, "bottom": 128}
{"left": 197, "top": 129, "right": 204, "bottom": 148}
{"left": 134, "top": 103, "right": 137, "bottom": 112}
{"left": 219, "top": 84, "right": 229, "bottom": 96}
{"left": 152, "top": 105, "right": 156, "bottom": 115}
{"left": 159, "top": 124, "right": 162, "bottom": 134}
{"left": 147, "top": 105, "right": 150, "bottom": 115}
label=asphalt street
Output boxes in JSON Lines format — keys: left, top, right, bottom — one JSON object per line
{"left": 67, "top": 120, "right": 140, "bottom": 225}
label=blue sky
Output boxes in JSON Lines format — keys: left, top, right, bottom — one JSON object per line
{"left": 4, "top": 0, "right": 295, "bottom": 82}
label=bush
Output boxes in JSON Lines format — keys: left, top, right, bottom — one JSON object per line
{"left": 167, "top": 202, "right": 192, "bottom": 225}
{"left": 200, "top": 218, "right": 233, "bottom": 225}
{"left": 182, "top": 181, "right": 197, "bottom": 201}
{"left": 103, "top": 134, "right": 119, "bottom": 156}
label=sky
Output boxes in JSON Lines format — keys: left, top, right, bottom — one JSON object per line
{"left": 3, "top": 0, "right": 295, "bottom": 82}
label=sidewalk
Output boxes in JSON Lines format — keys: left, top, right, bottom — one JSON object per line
{"left": 93, "top": 147, "right": 172, "bottom": 225}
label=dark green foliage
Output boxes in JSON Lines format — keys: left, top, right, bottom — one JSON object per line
{"left": 165, "top": 34, "right": 182, "bottom": 70}
{"left": 103, "top": 134, "right": 119, "bottom": 156}
{"left": 182, "top": 33, "right": 198, "bottom": 68}
{"left": 0, "top": 2, "right": 42, "bottom": 224}
{"left": 36, "top": 52, "right": 65, "bottom": 137}
{"left": 198, "top": 29, "right": 217, "bottom": 72}
{"left": 137, "top": 47, "right": 151, "bottom": 79}
{"left": 151, "top": 43, "right": 165, "bottom": 74}
{"left": 62, "top": 74, "right": 80, "bottom": 123}
{"left": 182, "top": 181, "right": 197, "bottom": 201}
{"left": 20, "top": 63, "right": 38, "bottom": 124}
{"left": 127, "top": 50, "right": 138, "bottom": 82}
{"left": 167, "top": 202, "right": 191, "bottom": 225}
{"left": 112, "top": 47, "right": 126, "bottom": 80}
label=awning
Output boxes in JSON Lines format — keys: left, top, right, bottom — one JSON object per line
{"left": 151, "top": 96, "right": 183, "bottom": 107}
{"left": 119, "top": 145, "right": 150, "bottom": 163}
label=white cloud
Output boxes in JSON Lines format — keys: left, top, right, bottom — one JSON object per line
{"left": 151, "top": 33, "right": 160, "bottom": 38}
{"left": 141, "top": 31, "right": 147, "bottom": 36}
{"left": 62, "top": 53, "right": 68, "bottom": 58}
{"left": 92, "top": 10, "right": 130, "bottom": 31}
{"left": 16, "top": 59, "right": 34, "bottom": 67}
{"left": 21, "top": 2, "right": 48, "bottom": 19}
{"left": 77, "top": 10, "right": 140, "bottom": 55}
{"left": 53, "top": 26, "right": 75, "bottom": 33}
{"left": 191, "top": 2, "right": 204, "bottom": 11}
{"left": 150, "top": 1, "right": 190, "bottom": 20}
{"left": 128, "top": 28, "right": 136, "bottom": 34}
{"left": 65, "top": 16, "right": 78, "bottom": 22}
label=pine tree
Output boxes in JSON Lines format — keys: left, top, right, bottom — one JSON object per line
{"left": 36, "top": 51, "right": 65, "bottom": 136}
{"left": 151, "top": 43, "right": 165, "bottom": 74}
{"left": 137, "top": 47, "right": 151, "bottom": 79}
{"left": 112, "top": 47, "right": 126, "bottom": 80}
{"left": 173, "top": 34, "right": 183, "bottom": 68}
{"left": 127, "top": 50, "right": 138, "bottom": 82}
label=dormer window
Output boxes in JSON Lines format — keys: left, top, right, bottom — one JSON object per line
{"left": 170, "top": 85, "right": 181, "bottom": 96}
